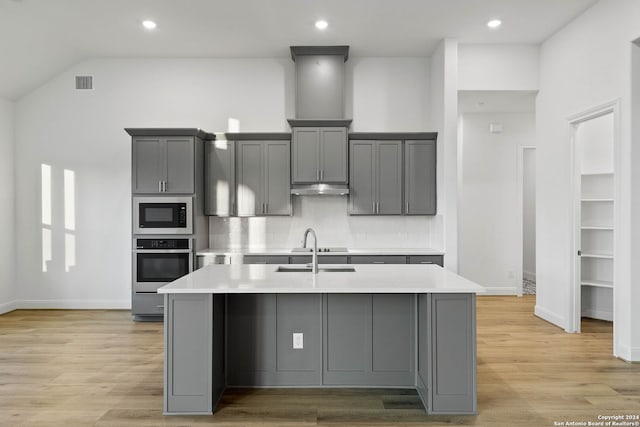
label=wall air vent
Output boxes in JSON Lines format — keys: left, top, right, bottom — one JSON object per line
{"left": 75, "top": 75, "right": 93, "bottom": 90}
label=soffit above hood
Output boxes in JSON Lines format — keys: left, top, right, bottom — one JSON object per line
{"left": 290, "top": 184, "right": 349, "bottom": 196}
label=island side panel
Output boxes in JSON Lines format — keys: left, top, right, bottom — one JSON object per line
{"left": 427, "top": 293, "right": 477, "bottom": 415}
{"left": 164, "top": 293, "right": 214, "bottom": 415}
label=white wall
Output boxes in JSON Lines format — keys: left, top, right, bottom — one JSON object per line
{"left": 348, "top": 57, "right": 430, "bottom": 131}
{"left": 536, "top": 0, "right": 640, "bottom": 360}
{"left": 458, "top": 44, "right": 539, "bottom": 91}
{"left": 0, "top": 97, "right": 15, "bottom": 313}
{"left": 430, "top": 39, "right": 458, "bottom": 270}
{"left": 14, "top": 56, "right": 439, "bottom": 308}
{"left": 459, "top": 113, "right": 536, "bottom": 293}
{"left": 523, "top": 148, "right": 536, "bottom": 282}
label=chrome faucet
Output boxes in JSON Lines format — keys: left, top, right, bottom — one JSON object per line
{"left": 302, "top": 228, "right": 319, "bottom": 273}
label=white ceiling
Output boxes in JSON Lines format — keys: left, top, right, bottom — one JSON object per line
{"left": 0, "top": 0, "right": 598, "bottom": 100}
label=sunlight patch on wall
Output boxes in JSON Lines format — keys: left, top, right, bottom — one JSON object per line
{"left": 41, "top": 164, "right": 51, "bottom": 226}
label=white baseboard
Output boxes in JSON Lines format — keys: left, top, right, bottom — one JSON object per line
{"left": 0, "top": 300, "right": 17, "bottom": 315}
{"left": 523, "top": 270, "right": 536, "bottom": 282}
{"left": 534, "top": 305, "right": 565, "bottom": 329}
{"left": 614, "top": 344, "right": 640, "bottom": 362}
{"left": 480, "top": 286, "right": 519, "bottom": 296}
{"left": 14, "top": 299, "right": 131, "bottom": 310}
{"left": 581, "top": 308, "right": 613, "bottom": 322}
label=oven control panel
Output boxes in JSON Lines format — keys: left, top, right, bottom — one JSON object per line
{"left": 136, "top": 239, "right": 191, "bottom": 250}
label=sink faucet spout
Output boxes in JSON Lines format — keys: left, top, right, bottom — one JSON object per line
{"left": 302, "top": 228, "right": 319, "bottom": 274}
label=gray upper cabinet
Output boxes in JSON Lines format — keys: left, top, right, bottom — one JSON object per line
{"left": 132, "top": 136, "right": 195, "bottom": 194}
{"left": 349, "top": 140, "right": 402, "bottom": 215}
{"left": 237, "top": 141, "right": 291, "bottom": 217}
{"left": 292, "top": 127, "right": 347, "bottom": 184}
{"left": 205, "top": 140, "right": 235, "bottom": 216}
{"left": 405, "top": 140, "right": 436, "bottom": 215}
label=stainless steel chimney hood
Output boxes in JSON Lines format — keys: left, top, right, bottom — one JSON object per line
{"left": 290, "top": 184, "right": 349, "bottom": 196}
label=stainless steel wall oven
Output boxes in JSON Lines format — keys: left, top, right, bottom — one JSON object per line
{"left": 133, "top": 238, "right": 193, "bottom": 293}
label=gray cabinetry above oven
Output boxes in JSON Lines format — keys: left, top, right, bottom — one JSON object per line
{"left": 205, "top": 140, "right": 235, "bottom": 216}
{"left": 127, "top": 128, "right": 214, "bottom": 195}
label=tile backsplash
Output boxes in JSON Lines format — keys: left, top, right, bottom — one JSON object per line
{"left": 209, "top": 196, "right": 442, "bottom": 249}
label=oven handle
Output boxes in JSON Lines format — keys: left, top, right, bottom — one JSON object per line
{"left": 134, "top": 249, "right": 193, "bottom": 253}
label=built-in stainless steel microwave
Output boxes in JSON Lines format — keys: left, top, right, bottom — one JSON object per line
{"left": 133, "top": 197, "right": 193, "bottom": 235}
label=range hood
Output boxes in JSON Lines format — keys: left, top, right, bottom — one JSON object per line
{"left": 290, "top": 183, "right": 349, "bottom": 196}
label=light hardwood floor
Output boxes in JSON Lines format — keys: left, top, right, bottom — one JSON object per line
{"left": 0, "top": 296, "right": 638, "bottom": 426}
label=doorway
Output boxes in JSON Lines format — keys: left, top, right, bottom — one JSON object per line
{"left": 521, "top": 147, "right": 536, "bottom": 295}
{"left": 569, "top": 101, "right": 618, "bottom": 334}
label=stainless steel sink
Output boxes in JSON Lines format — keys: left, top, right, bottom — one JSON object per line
{"left": 276, "top": 265, "right": 356, "bottom": 273}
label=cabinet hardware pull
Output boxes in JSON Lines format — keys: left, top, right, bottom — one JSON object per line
{"left": 163, "top": 181, "right": 167, "bottom": 192}
{"left": 156, "top": 305, "right": 165, "bottom": 309}
{"left": 265, "top": 203, "right": 268, "bottom": 214}
{"left": 373, "top": 261, "right": 385, "bottom": 264}
{"left": 159, "top": 181, "right": 163, "bottom": 192}
{"left": 419, "top": 261, "right": 433, "bottom": 264}
{"left": 406, "top": 202, "right": 410, "bottom": 213}
{"left": 372, "top": 202, "right": 376, "bottom": 213}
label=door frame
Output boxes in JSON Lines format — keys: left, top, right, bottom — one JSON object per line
{"left": 517, "top": 146, "right": 536, "bottom": 297}
{"left": 567, "top": 99, "right": 620, "bottom": 335}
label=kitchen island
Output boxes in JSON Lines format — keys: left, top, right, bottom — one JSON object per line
{"left": 158, "top": 263, "right": 485, "bottom": 416}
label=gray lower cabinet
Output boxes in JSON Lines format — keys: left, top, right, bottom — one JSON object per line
{"left": 205, "top": 140, "right": 235, "bottom": 216}
{"left": 405, "top": 140, "right": 437, "bottom": 215}
{"left": 292, "top": 127, "right": 348, "bottom": 184}
{"left": 349, "top": 140, "right": 402, "bottom": 215}
{"left": 164, "top": 294, "right": 225, "bottom": 414}
{"left": 417, "top": 293, "right": 477, "bottom": 415}
{"left": 408, "top": 255, "right": 444, "bottom": 267}
{"left": 132, "top": 136, "right": 195, "bottom": 194}
{"left": 242, "top": 255, "right": 290, "bottom": 264}
{"left": 132, "top": 292, "right": 165, "bottom": 317}
{"left": 323, "top": 294, "right": 414, "bottom": 386}
{"left": 290, "top": 255, "right": 348, "bottom": 264}
{"left": 236, "top": 141, "right": 291, "bottom": 216}
{"left": 349, "top": 255, "right": 407, "bottom": 264}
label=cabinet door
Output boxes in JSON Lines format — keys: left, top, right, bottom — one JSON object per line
{"left": 292, "top": 128, "right": 319, "bottom": 183}
{"left": 165, "top": 137, "right": 195, "bottom": 194}
{"left": 264, "top": 141, "right": 292, "bottom": 215}
{"left": 132, "top": 137, "right": 164, "bottom": 194}
{"left": 376, "top": 141, "right": 403, "bottom": 215}
{"left": 205, "top": 140, "right": 235, "bottom": 216}
{"left": 236, "top": 142, "right": 264, "bottom": 216}
{"left": 349, "top": 141, "right": 376, "bottom": 215}
{"left": 405, "top": 140, "right": 436, "bottom": 215}
{"left": 319, "top": 127, "right": 347, "bottom": 183}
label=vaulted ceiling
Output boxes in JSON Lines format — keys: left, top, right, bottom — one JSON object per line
{"left": 0, "top": 0, "right": 598, "bottom": 99}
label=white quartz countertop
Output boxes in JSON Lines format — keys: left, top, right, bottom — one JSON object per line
{"left": 158, "top": 264, "right": 484, "bottom": 294}
{"left": 197, "top": 248, "right": 445, "bottom": 256}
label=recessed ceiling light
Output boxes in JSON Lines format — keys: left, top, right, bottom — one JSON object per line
{"left": 315, "top": 20, "right": 328, "bottom": 30}
{"left": 487, "top": 19, "right": 502, "bottom": 29}
{"left": 142, "top": 20, "right": 157, "bottom": 30}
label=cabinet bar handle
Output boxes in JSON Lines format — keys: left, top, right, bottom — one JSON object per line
{"left": 373, "top": 261, "right": 385, "bottom": 264}
{"left": 163, "top": 181, "right": 167, "bottom": 192}
{"left": 159, "top": 181, "right": 163, "bottom": 192}
{"left": 265, "top": 203, "right": 268, "bottom": 214}
{"left": 406, "top": 202, "right": 410, "bottom": 213}
{"left": 156, "top": 305, "right": 164, "bottom": 309}
{"left": 419, "top": 261, "right": 433, "bottom": 264}
{"left": 372, "top": 202, "right": 376, "bottom": 213}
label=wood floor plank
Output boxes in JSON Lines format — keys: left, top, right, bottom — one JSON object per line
{"left": 0, "top": 297, "right": 639, "bottom": 426}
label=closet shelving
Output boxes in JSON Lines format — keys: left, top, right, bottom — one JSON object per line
{"left": 580, "top": 171, "right": 614, "bottom": 320}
